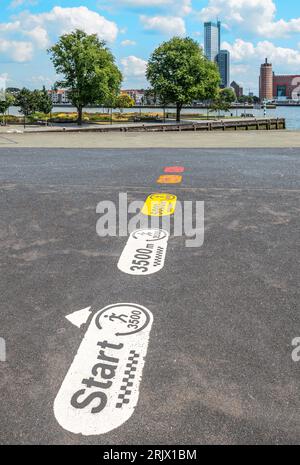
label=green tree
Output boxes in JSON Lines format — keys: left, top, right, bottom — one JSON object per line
{"left": 0, "top": 93, "right": 15, "bottom": 125}
{"left": 238, "top": 95, "right": 256, "bottom": 105}
{"left": 37, "top": 86, "right": 53, "bottom": 118}
{"left": 115, "top": 93, "right": 135, "bottom": 112}
{"left": 48, "top": 29, "right": 122, "bottom": 125}
{"left": 211, "top": 88, "right": 236, "bottom": 116}
{"left": 147, "top": 37, "right": 220, "bottom": 122}
{"left": 220, "top": 87, "right": 236, "bottom": 104}
{"left": 16, "top": 88, "right": 39, "bottom": 127}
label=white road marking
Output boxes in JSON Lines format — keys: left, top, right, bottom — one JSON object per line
{"left": 118, "top": 229, "right": 169, "bottom": 275}
{"left": 65, "top": 307, "right": 92, "bottom": 328}
{"left": 54, "top": 303, "right": 153, "bottom": 436}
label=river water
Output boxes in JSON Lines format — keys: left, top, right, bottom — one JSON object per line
{"left": 8, "top": 105, "right": 300, "bottom": 130}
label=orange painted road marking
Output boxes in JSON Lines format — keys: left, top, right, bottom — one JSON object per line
{"left": 157, "top": 175, "right": 182, "bottom": 184}
{"left": 164, "top": 166, "right": 185, "bottom": 173}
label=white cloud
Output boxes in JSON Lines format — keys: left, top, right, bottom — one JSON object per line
{"left": 261, "top": 18, "right": 300, "bottom": 38}
{"left": 121, "top": 55, "right": 147, "bottom": 77}
{"left": 24, "top": 26, "right": 50, "bottom": 49}
{"left": 0, "top": 40, "right": 33, "bottom": 62}
{"left": 140, "top": 15, "right": 186, "bottom": 36}
{"left": 198, "top": 0, "right": 300, "bottom": 38}
{"left": 0, "top": 6, "right": 118, "bottom": 63}
{"left": 223, "top": 39, "right": 300, "bottom": 67}
{"left": 121, "top": 39, "right": 136, "bottom": 46}
{"left": 20, "top": 6, "right": 118, "bottom": 42}
{"left": 0, "top": 21, "right": 21, "bottom": 33}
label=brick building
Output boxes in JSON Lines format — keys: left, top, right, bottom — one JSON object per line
{"left": 259, "top": 58, "right": 273, "bottom": 100}
{"left": 273, "top": 75, "right": 300, "bottom": 100}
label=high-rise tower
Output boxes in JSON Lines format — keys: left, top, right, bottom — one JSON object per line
{"left": 217, "top": 50, "right": 230, "bottom": 88}
{"left": 259, "top": 58, "right": 273, "bottom": 101}
{"left": 204, "top": 21, "right": 230, "bottom": 88}
{"left": 204, "top": 21, "right": 221, "bottom": 62}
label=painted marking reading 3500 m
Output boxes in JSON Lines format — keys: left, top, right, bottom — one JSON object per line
{"left": 130, "top": 246, "right": 154, "bottom": 273}
{"left": 118, "top": 229, "right": 169, "bottom": 276}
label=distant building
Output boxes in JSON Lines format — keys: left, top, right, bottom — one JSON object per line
{"left": 121, "top": 89, "right": 145, "bottom": 105}
{"left": 204, "top": 21, "right": 230, "bottom": 88}
{"left": 204, "top": 21, "right": 221, "bottom": 62}
{"left": 273, "top": 74, "right": 300, "bottom": 100}
{"left": 217, "top": 50, "right": 230, "bottom": 88}
{"left": 231, "top": 81, "right": 243, "bottom": 98}
{"left": 259, "top": 58, "right": 273, "bottom": 101}
{"left": 47, "top": 89, "right": 70, "bottom": 105}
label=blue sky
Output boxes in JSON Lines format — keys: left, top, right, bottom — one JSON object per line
{"left": 0, "top": 0, "right": 300, "bottom": 95}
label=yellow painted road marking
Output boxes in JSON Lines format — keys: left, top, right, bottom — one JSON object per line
{"left": 141, "top": 193, "right": 177, "bottom": 216}
{"left": 157, "top": 175, "right": 182, "bottom": 184}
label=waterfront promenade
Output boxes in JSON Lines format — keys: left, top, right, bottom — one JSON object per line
{"left": 0, "top": 128, "right": 299, "bottom": 148}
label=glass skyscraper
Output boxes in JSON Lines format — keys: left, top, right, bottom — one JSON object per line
{"left": 204, "top": 21, "right": 230, "bottom": 88}
{"left": 204, "top": 21, "right": 221, "bottom": 62}
{"left": 217, "top": 50, "right": 230, "bottom": 88}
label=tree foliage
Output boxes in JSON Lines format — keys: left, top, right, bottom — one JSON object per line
{"left": 238, "top": 95, "right": 260, "bottom": 104}
{"left": 0, "top": 93, "right": 14, "bottom": 115}
{"left": 115, "top": 93, "right": 135, "bottom": 110}
{"left": 38, "top": 86, "right": 53, "bottom": 115}
{"left": 211, "top": 87, "right": 236, "bottom": 115}
{"left": 147, "top": 37, "right": 220, "bottom": 121}
{"left": 16, "top": 88, "right": 39, "bottom": 117}
{"left": 48, "top": 29, "right": 122, "bottom": 125}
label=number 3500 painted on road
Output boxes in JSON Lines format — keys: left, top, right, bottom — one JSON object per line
{"left": 118, "top": 229, "right": 169, "bottom": 275}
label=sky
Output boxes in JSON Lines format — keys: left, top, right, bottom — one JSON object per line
{"left": 0, "top": 0, "right": 299, "bottom": 95}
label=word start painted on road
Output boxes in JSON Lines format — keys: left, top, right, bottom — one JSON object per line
{"left": 54, "top": 303, "right": 153, "bottom": 436}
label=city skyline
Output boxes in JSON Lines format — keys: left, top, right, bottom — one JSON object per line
{"left": 0, "top": 0, "right": 300, "bottom": 94}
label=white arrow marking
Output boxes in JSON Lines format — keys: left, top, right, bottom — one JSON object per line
{"left": 65, "top": 307, "right": 92, "bottom": 328}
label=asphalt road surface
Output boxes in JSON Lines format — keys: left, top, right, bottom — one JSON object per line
{"left": 0, "top": 148, "right": 299, "bottom": 445}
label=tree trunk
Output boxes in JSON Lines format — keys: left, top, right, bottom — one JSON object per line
{"left": 77, "top": 106, "right": 83, "bottom": 126}
{"left": 176, "top": 103, "right": 182, "bottom": 122}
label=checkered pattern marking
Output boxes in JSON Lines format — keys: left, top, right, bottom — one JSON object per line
{"left": 153, "top": 246, "right": 164, "bottom": 267}
{"left": 151, "top": 201, "right": 167, "bottom": 216}
{"left": 116, "top": 351, "right": 140, "bottom": 408}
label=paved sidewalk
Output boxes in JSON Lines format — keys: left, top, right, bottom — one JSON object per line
{"left": 0, "top": 129, "right": 299, "bottom": 148}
